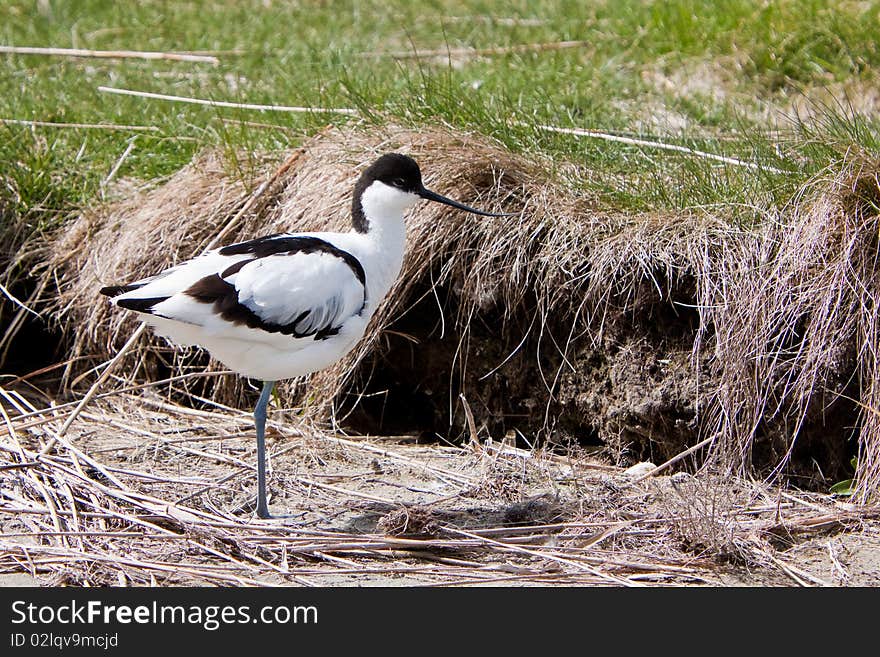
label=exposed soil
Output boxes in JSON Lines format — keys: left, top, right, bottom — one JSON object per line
{"left": 339, "top": 268, "right": 856, "bottom": 488}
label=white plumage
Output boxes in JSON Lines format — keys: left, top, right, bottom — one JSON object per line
{"left": 101, "top": 153, "right": 509, "bottom": 518}
{"left": 113, "top": 234, "right": 376, "bottom": 380}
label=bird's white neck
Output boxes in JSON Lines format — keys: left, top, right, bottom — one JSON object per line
{"left": 354, "top": 182, "right": 414, "bottom": 309}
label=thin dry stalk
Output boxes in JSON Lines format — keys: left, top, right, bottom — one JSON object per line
{"left": 41, "top": 325, "right": 146, "bottom": 456}
{"left": 0, "top": 45, "right": 219, "bottom": 64}
{"left": 529, "top": 122, "right": 788, "bottom": 173}
{"left": 0, "top": 118, "right": 160, "bottom": 132}
{"left": 630, "top": 435, "right": 716, "bottom": 484}
{"left": 97, "top": 86, "right": 359, "bottom": 116}
{"left": 364, "top": 40, "right": 590, "bottom": 59}
{"left": 0, "top": 281, "right": 40, "bottom": 317}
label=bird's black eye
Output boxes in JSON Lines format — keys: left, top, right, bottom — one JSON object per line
{"left": 392, "top": 177, "right": 406, "bottom": 188}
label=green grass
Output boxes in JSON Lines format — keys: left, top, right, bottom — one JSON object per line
{"left": 1, "top": 0, "right": 879, "bottom": 238}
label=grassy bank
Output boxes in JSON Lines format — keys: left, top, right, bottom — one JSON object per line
{"left": 2, "top": 0, "right": 879, "bottom": 236}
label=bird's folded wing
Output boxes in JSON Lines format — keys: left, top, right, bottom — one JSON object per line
{"left": 122, "top": 249, "right": 366, "bottom": 340}
{"left": 231, "top": 251, "right": 366, "bottom": 337}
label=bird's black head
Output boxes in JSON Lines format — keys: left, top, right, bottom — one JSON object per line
{"left": 351, "top": 152, "right": 514, "bottom": 232}
{"left": 360, "top": 153, "right": 423, "bottom": 194}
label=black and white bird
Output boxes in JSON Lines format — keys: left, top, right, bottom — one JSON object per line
{"left": 100, "top": 153, "right": 509, "bottom": 518}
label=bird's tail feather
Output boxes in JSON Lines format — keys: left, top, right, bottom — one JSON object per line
{"left": 99, "top": 283, "right": 145, "bottom": 297}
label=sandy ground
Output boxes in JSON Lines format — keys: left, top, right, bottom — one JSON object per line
{"left": 2, "top": 394, "right": 878, "bottom": 587}
{"left": 0, "top": 573, "right": 38, "bottom": 586}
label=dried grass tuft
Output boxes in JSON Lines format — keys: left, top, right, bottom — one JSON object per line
{"left": 700, "top": 159, "right": 880, "bottom": 501}
{"left": 15, "top": 123, "right": 880, "bottom": 499}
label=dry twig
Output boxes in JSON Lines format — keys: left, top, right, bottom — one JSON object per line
{"left": 98, "top": 86, "right": 359, "bottom": 116}
{"left": 364, "top": 40, "right": 590, "bottom": 60}
{"left": 0, "top": 45, "right": 220, "bottom": 64}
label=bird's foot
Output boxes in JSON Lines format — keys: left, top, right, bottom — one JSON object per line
{"left": 256, "top": 511, "right": 306, "bottom": 524}
{"left": 253, "top": 501, "right": 305, "bottom": 523}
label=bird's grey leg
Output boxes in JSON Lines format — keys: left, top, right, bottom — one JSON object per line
{"left": 254, "top": 380, "right": 276, "bottom": 519}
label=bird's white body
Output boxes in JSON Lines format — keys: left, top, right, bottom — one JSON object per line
{"left": 110, "top": 182, "right": 410, "bottom": 381}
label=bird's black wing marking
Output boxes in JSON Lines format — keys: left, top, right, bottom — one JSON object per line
{"left": 220, "top": 259, "right": 253, "bottom": 278}
{"left": 216, "top": 233, "right": 284, "bottom": 256}
{"left": 219, "top": 235, "right": 366, "bottom": 289}
{"left": 185, "top": 273, "right": 339, "bottom": 339}
{"left": 115, "top": 296, "right": 170, "bottom": 313}
{"left": 99, "top": 283, "right": 146, "bottom": 298}
{"left": 187, "top": 236, "right": 366, "bottom": 340}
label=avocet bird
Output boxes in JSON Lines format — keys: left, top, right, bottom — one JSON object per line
{"left": 100, "top": 153, "right": 509, "bottom": 518}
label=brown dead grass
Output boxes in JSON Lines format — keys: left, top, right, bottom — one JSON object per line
{"left": 10, "top": 122, "right": 880, "bottom": 502}
{"left": 2, "top": 395, "right": 878, "bottom": 586}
